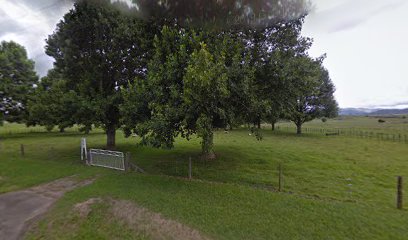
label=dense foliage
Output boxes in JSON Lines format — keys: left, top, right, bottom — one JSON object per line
{"left": 28, "top": 0, "right": 337, "bottom": 155}
{"left": 39, "top": 0, "right": 157, "bottom": 148}
{"left": 0, "top": 41, "right": 37, "bottom": 125}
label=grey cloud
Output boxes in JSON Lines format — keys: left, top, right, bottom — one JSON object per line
{"left": 328, "top": 18, "right": 365, "bottom": 33}
{"left": 307, "top": 0, "right": 407, "bottom": 34}
{"left": 0, "top": 0, "right": 73, "bottom": 77}
{"left": 0, "top": 9, "right": 26, "bottom": 35}
{"left": 34, "top": 54, "right": 54, "bottom": 77}
{"left": 374, "top": 101, "right": 408, "bottom": 108}
{"left": 0, "top": 0, "right": 132, "bottom": 77}
{"left": 329, "top": 0, "right": 406, "bottom": 33}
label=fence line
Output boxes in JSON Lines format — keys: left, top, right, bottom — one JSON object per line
{"left": 0, "top": 126, "right": 104, "bottom": 135}
{"left": 275, "top": 126, "right": 408, "bottom": 144}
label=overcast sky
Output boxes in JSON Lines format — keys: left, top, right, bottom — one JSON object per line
{"left": 1, "top": 0, "right": 407, "bottom": 109}
{"left": 302, "top": 0, "right": 408, "bottom": 108}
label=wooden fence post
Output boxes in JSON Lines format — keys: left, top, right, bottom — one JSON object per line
{"left": 278, "top": 163, "right": 283, "bottom": 192}
{"left": 20, "top": 144, "right": 25, "bottom": 157}
{"left": 188, "top": 157, "right": 192, "bottom": 180}
{"left": 125, "top": 152, "right": 131, "bottom": 172}
{"left": 397, "top": 176, "right": 403, "bottom": 210}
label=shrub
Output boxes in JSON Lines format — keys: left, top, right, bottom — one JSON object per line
{"left": 321, "top": 117, "right": 327, "bottom": 123}
{"left": 378, "top": 119, "right": 386, "bottom": 123}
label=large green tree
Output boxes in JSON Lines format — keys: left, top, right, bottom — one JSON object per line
{"left": 121, "top": 26, "right": 250, "bottom": 157}
{"left": 45, "top": 0, "right": 157, "bottom": 148}
{"left": 284, "top": 55, "right": 338, "bottom": 134}
{"left": 261, "top": 19, "right": 312, "bottom": 130}
{"left": 0, "top": 41, "right": 38, "bottom": 124}
{"left": 122, "top": 25, "right": 199, "bottom": 149}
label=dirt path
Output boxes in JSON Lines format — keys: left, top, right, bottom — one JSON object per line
{"left": 72, "top": 198, "right": 211, "bottom": 240}
{"left": 0, "top": 177, "right": 93, "bottom": 240}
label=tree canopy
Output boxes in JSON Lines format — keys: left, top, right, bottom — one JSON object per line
{"left": 43, "top": 0, "right": 157, "bottom": 148}
{"left": 29, "top": 0, "right": 338, "bottom": 155}
{"left": 0, "top": 41, "right": 38, "bottom": 125}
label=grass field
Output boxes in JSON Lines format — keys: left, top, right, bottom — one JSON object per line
{"left": 1, "top": 117, "right": 408, "bottom": 239}
{"left": 276, "top": 115, "right": 408, "bottom": 133}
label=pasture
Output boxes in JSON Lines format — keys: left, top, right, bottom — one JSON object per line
{"left": 276, "top": 115, "right": 408, "bottom": 133}
{"left": 0, "top": 116, "right": 407, "bottom": 239}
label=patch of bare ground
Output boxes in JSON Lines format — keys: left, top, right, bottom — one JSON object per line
{"left": 73, "top": 198, "right": 211, "bottom": 240}
{"left": 73, "top": 198, "right": 103, "bottom": 218}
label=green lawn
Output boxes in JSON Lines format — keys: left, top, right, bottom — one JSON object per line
{"left": 1, "top": 121, "right": 407, "bottom": 239}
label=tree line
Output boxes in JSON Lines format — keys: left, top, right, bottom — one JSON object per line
{"left": 0, "top": 0, "right": 338, "bottom": 158}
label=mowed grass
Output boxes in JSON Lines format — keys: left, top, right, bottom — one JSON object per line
{"left": 130, "top": 130, "right": 408, "bottom": 208}
{"left": 1, "top": 121, "right": 408, "bottom": 239}
{"left": 27, "top": 174, "right": 408, "bottom": 240}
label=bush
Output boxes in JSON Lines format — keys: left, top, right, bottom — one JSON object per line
{"left": 321, "top": 117, "right": 327, "bottom": 123}
{"left": 402, "top": 116, "right": 407, "bottom": 119}
{"left": 378, "top": 119, "right": 386, "bottom": 123}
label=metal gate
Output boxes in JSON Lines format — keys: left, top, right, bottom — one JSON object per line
{"left": 89, "top": 149, "right": 125, "bottom": 171}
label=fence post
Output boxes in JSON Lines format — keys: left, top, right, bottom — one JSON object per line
{"left": 20, "top": 144, "right": 25, "bottom": 157}
{"left": 125, "top": 152, "right": 131, "bottom": 171}
{"left": 188, "top": 157, "right": 192, "bottom": 180}
{"left": 397, "top": 176, "right": 403, "bottom": 210}
{"left": 278, "top": 163, "right": 283, "bottom": 192}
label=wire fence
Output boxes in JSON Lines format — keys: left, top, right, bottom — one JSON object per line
{"left": 275, "top": 126, "right": 408, "bottom": 144}
{"left": 0, "top": 126, "right": 50, "bottom": 135}
{"left": 154, "top": 155, "right": 406, "bottom": 209}
{"left": 0, "top": 133, "right": 405, "bottom": 210}
{"left": 0, "top": 142, "right": 81, "bottom": 165}
{"left": 0, "top": 125, "right": 104, "bottom": 135}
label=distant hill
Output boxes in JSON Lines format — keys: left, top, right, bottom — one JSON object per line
{"left": 340, "top": 108, "right": 408, "bottom": 116}
{"left": 339, "top": 108, "right": 375, "bottom": 116}
{"left": 369, "top": 108, "right": 408, "bottom": 116}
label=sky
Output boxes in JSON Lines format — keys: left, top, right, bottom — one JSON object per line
{"left": 0, "top": 0, "right": 407, "bottom": 109}
{"left": 302, "top": 0, "right": 408, "bottom": 108}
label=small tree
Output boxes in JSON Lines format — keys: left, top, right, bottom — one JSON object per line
{"left": 27, "top": 69, "right": 80, "bottom": 132}
{"left": 0, "top": 41, "right": 38, "bottom": 124}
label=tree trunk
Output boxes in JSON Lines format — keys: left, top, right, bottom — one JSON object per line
{"left": 59, "top": 128, "right": 65, "bottom": 133}
{"left": 271, "top": 122, "right": 275, "bottom": 131}
{"left": 296, "top": 123, "right": 302, "bottom": 135}
{"left": 201, "top": 132, "right": 216, "bottom": 160}
{"left": 257, "top": 120, "right": 261, "bottom": 129}
{"left": 106, "top": 126, "right": 116, "bottom": 149}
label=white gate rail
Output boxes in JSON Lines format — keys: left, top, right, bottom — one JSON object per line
{"left": 89, "top": 149, "right": 125, "bottom": 171}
